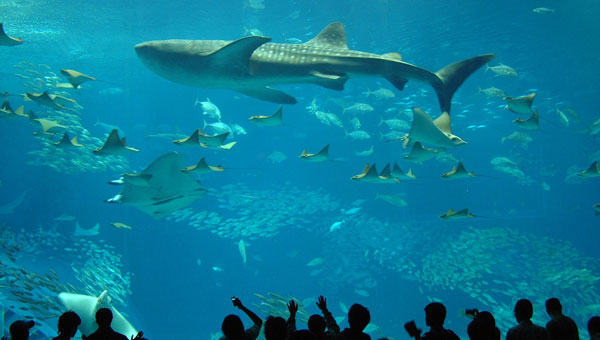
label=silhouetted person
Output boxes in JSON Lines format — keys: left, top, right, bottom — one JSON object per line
{"left": 506, "top": 299, "right": 548, "bottom": 340}
{"left": 53, "top": 311, "right": 81, "bottom": 340}
{"left": 84, "top": 308, "right": 128, "bottom": 340}
{"left": 467, "top": 311, "right": 500, "bottom": 340}
{"left": 545, "top": 298, "right": 578, "bottom": 340}
{"left": 221, "top": 297, "right": 263, "bottom": 340}
{"left": 9, "top": 320, "right": 34, "bottom": 340}
{"left": 587, "top": 316, "right": 600, "bottom": 340}
{"left": 419, "top": 302, "right": 459, "bottom": 340}
{"left": 333, "top": 303, "right": 371, "bottom": 340}
{"left": 265, "top": 317, "right": 287, "bottom": 340}
{"left": 315, "top": 296, "right": 340, "bottom": 339}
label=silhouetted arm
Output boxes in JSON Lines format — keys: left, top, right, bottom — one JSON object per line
{"left": 233, "top": 298, "right": 263, "bottom": 328}
{"left": 287, "top": 300, "right": 298, "bottom": 335}
{"left": 316, "top": 296, "right": 340, "bottom": 335}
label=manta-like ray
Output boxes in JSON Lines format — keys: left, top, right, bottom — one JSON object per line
{"left": 441, "top": 161, "right": 475, "bottom": 179}
{"left": 578, "top": 161, "right": 600, "bottom": 178}
{"left": 404, "top": 141, "right": 440, "bottom": 163}
{"left": 0, "top": 192, "right": 26, "bottom": 214}
{"left": 299, "top": 144, "right": 330, "bottom": 162}
{"left": 504, "top": 93, "right": 536, "bottom": 114}
{"left": 94, "top": 129, "right": 139, "bottom": 155}
{"left": 351, "top": 164, "right": 380, "bottom": 182}
{"left": 249, "top": 106, "right": 283, "bottom": 126}
{"left": 351, "top": 163, "right": 400, "bottom": 183}
{"left": 135, "top": 22, "right": 494, "bottom": 111}
{"left": 440, "top": 208, "right": 475, "bottom": 220}
{"left": 513, "top": 109, "right": 539, "bottom": 130}
{"left": 24, "top": 91, "right": 67, "bottom": 110}
{"left": 54, "top": 132, "right": 83, "bottom": 148}
{"left": 109, "top": 173, "right": 152, "bottom": 186}
{"left": 33, "top": 118, "right": 67, "bottom": 134}
{"left": 181, "top": 157, "right": 225, "bottom": 174}
{"left": 392, "top": 107, "right": 466, "bottom": 148}
{"left": 58, "top": 290, "right": 138, "bottom": 338}
{"left": 0, "top": 23, "right": 23, "bottom": 46}
{"left": 60, "top": 69, "right": 96, "bottom": 88}
{"left": 105, "top": 152, "right": 207, "bottom": 218}
{"left": 0, "top": 99, "right": 26, "bottom": 118}
{"left": 74, "top": 221, "right": 100, "bottom": 237}
{"left": 173, "top": 129, "right": 230, "bottom": 147}
{"left": 391, "top": 163, "right": 416, "bottom": 180}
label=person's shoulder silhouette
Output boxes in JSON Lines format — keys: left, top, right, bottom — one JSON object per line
{"left": 220, "top": 297, "right": 263, "bottom": 340}
{"left": 10, "top": 320, "right": 35, "bottom": 340}
{"left": 264, "top": 316, "right": 287, "bottom": 340}
{"left": 506, "top": 299, "right": 548, "bottom": 340}
{"left": 53, "top": 311, "right": 82, "bottom": 340}
{"left": 545, "top": 298, "right": 578, "bottom": 340}
{"left": 467, "top": 311, "right": 500, "bottom": 340}
{"left": 420, "top": 302, "right": 460, "bottom": 340}
{"left": 334, "top": 303, "right": 371, "bottom": 340}
{"left": 84, "top": 308, "right": 128, "bottom": 340}
{"left": 588, "top": 316, "right": 600, "bottom": 340}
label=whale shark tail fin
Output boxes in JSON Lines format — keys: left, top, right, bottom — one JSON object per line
{"left": 434, "top": 54, "right": 496, "bottom": 114}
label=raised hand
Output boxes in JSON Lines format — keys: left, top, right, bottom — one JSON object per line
{"left": 287, "top": 299, "right": 299, "bottom": 316}
{"left": 316, "top": 295, "right": 328, "bottom": 311}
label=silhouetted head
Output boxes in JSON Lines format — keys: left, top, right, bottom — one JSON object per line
{"left": 10, "top": 320, "right": 34, "bottom": 340}
{"left": 514, "top": 299, "right": 533, "bottom": 322}
{"left": 289, "top": 330, "right": 318, "bottom": 340}
{"left": 425, "top": 302, "right": 446, "bottom": 329}
{"left": 95, "top": 308, "right": 113, "bottom": 328}
{"left": 348, "top": 304, "right": 370, "bottom": 331}
{"left": 58, "top": 311, "right": 81, "bottom": 337}
{"left": 222, "top": 314, "right": 245, "bottom": 340}
{"left": 545, "top": 298, "right": 562, "bottom": 317}
{"left": 467, "top": 311, "right": 500, "bottom": 340}
{"left": 308, "top": 315, "right": 326, "bottom": 334}
{"left": 588, "top": 316, "right": 600, "bottom": 339}
{"left": 265, "top": 316, "right": 287, "bottom": 340}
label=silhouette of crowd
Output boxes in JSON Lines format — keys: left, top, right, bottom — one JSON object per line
{"left": 219, "top": 296, "right": 599, "bottom": 340}
{"left": 4, "top": 296, "right": 599, "bottom": 340}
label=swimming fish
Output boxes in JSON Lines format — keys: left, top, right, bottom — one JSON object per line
{"left": 441, "top": 161, "right": 475, "bottom": 179}
{"left": 135, "top": 22, "right": 494, "bottom": 112}
{"left": 0, "top": 23, "right": 23, "bottom": 46}
{"left": 111, "top": 222, "right": 133, "bottom": 229}
{"left": 505, "top": 93, "right": 535, "bottom": 115}
{"left": 94, "top": 129, "right": 140, "bottom": 155}
{"left": 440, "top": 208, "right": 475, "bottom": 220}
{"left": 486, "top": 63, "right": 518, "bottom": 77}
{"left": 249, "top": 106, "right": 283, "bottom": 126}
{"left": 299, "top": 144, "right": 329, "bottom": 162}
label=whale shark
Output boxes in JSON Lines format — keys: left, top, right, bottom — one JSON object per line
{"left": 135, "top": 22, "right": 494, "bottom": 111}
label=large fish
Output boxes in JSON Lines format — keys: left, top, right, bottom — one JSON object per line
{"left": 135, "top": 22, "right": 494, "bottom": 113}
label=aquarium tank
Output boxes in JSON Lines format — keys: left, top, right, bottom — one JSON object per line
{"left": 0, "top": 0, "right": 598, "bottom": 339}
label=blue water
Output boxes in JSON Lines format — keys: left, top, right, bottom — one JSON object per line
{"left": 1, "top": 0, "right": 599, "bottom": 339}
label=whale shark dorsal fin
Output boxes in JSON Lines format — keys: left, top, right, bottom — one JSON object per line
{"left": 210, "top": 35, "right": 272, "bottom": 67}
{"left": 304, "top": 22, "right": 348, "bottom": 49}
{"left": 301, "top": 149, "right": 308, "bottom": 156}
{"left": 433, "top": 111, "right": 452, "bottom": 134}
{"left": 380, "top": 163, "right": 392, "bottom": 177}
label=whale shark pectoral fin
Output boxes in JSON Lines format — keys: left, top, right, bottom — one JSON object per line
{"left": 209, "top": 36, "right": 272, "bottom": 70}
{"left": 385, "top": 75, "right": 408, "bottom": 91}
{"left": 235, "top": 86, "right": 297, "bottom": 104}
